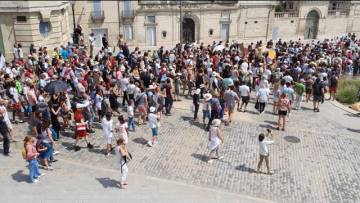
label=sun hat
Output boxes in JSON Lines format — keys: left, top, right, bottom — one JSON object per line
{"left": 211, "top": 119, "right": 221, "bottom": 127}
{"left": 149, "top": 106, "right": 156, "bottom": 113}
{"left": 204, "top": 93, "right": 212, "bottom": 101}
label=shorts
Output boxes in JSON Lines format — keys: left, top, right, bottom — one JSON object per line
{"left": 313, "top": 95, "right": 323, "bottom": 102}
{"left": 137, "top": 105, "right": 147, "bottom": 116}
{"left": 11, "top": 102, "right": 21, "bottom": 111}
{"left": 151, "top": 127, "right": 158, "bottom": 136}
{"left": 241, "top": 96, "right": 250, "bottom": 104}
{"left": 227, "top": 105, "right": 235, "bottom": 113}
{"left": 32, "top": 105, "right": 37, "bottom": 113}
{"left": 278, "top": 110, "right": 287, "bottom": 116}
{"left": 329, "top": 86, "right": 337, "bottom": 93}
{"left": 305, "top": 89, "right": 312, "bottom": 94}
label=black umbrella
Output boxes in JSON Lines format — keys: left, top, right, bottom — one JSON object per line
{"left": 44, "top": 80, "right": 69, "bottom": 94}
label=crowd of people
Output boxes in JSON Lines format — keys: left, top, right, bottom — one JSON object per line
{"left": 0, "top": 30, "right": 359, "bottom": 186}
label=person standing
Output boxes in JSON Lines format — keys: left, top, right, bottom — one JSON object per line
{"left": 256, "top": 130, "right": 274, "bottom": 175}
{"left": 0, "top": 107, "right": 10, "bottom": 156}
{"left": 256, "top": 85, "right": 270, "bottom": 115}
{"left": 192, "top": 89, "right": 201, "bottom": 121}
{"left": 164, "top": 78, "right": 174, "bottom": 115}
{"left": 328, "top": 74, "right": 338, "bottom": 101}
{"left": 205, "top": 93, "right": 221, "bottom": 131}
{"left": 238, "top": 81, "right": 250, "bottom": 112}
{"left": 115, "top": 138, "right": 129, "bottom": 189}
{"left": 101, "top": 112, "right": 113, "bottom": 157}
{"left": 74, "top": 108, "right": 94, "bottom": 151}
{"left": 293, "top": 79, "right": 305, "bottom": 110}
{"left": 277, "top": 93, "right": 291, "bottom": 131}
{"left": 147, "top": 106, "right": 159, "bottom": 147}
{"left": 224, "top": 84, "right": 240, "bottom": 125}
{"left": 89, "top": 33, "right": 95, "bottom": 58}
{"left": 312, "top": 77, "right": 324, "bottom": 112}
{"left": 127, "top": 100, "right": 135, "bottom": 131}
{"left": 24, "top": 136, "right": 44, "bottom": 183}
{"left": 115, "top": 115, "right": 128, "bottom": 145}
{"left": 102, "top": 34, "right": 109, "bottom": 49}
{"left": 207, "top": 119, "right": 223, "bottom": 164}
{"left": 120, "top": 74, "right": 129, "bottom": 107}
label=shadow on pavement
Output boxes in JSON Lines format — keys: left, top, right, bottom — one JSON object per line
{"left": 181, "top": 116, "right": 205, "bottom": 130}
{"left": 132, "top": 138, "right": 148, "bottom": 145}
{"left": 11, "top": 170, "right": 30, "bottom": 183}
{"left": 264, "top": 120, "right": 278, "bottom": 125}
{"left": 191, "top": 153, "right": 208, "bottom": 162}
{"left": 347, "top": 128, "right": 360, "bottom": 133}
{"left": 301, "top": 106, "right": 313, "bottom": 111}
{"left": 96, "top": 177, "right": 120, "bottom": 188}
{"left": 61, "top": 141, "right": 75, "bottom": 151}
{"left": 235, "top": 164, "right": 256, "bottom": 173}
{"left": 259, "top": 124, "right": 277, "bottom": 130}
{"left": 246, "top": 110, "right": 258, "bottom": 115}
{"left": 344, "top": 113, "right": 360, "bottom": 118}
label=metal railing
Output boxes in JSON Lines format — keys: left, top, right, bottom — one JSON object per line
{"left": 121, "top": 10, "right": 136, "bottom": 19}
{"left": 328, "top": 9, "right": 350, "bottom": 16}
{"left": 91, "top": 10, "right": 105, "bottom": 22}
{"left": 274, "top": 11, "right": 299, "bottom": 18}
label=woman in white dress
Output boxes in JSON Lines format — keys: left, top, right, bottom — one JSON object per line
{"left": 207, "top": 119, "right": 224, "bottom": 163}
{"left": 115, "top": 138, "right": 129, "bottom": 189}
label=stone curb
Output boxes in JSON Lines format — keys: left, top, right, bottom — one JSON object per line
{"left": 329, "top": 100, "right": 360, "bottom": 116}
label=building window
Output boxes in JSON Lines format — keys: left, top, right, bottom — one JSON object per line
{"left": 221, "top": 11, "right": 230, "bottom": 20}
{"left": 123, "top": 0, "right": 132, "bottom": 16}
{"left": 124, "top": 24, "right": 133, "bottom": 40}
{"left": 147, "top": 16, "right": 155, "bottom": 24}
{"left": 220, "top": 23, "right": 229, "bottom": 41}
{"left": 39, "top": 21, "right": 51, "bottom": 38}
{"left": 93, "top": 0, "right": 102, "bottom": 17}
{"left": 245, "top": 21, "right": 247, "bottom": 24}
{"left": 209, "top": 29, "right": 214, "bottom": 36}
{"left": 162, "top": 31, "right": 167, "bottom": 38}
{"left": 16, "top": 16, "right": 26, "bottom": 22}
{"left": 146, "top": 26, "right": 156, "bottom": 46}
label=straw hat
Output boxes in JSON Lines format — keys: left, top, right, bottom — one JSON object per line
{"left": 204, "top": 93, "right": 212, "bottom": 101}
{"left": 149, "top": 106, "right": 156, "bottom": 113}
{"left": 211, "top": 119, "right": 221, "bottom": 127}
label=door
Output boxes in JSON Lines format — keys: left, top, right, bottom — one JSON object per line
{"left": 182, "top": 18, "right": 195, "bottom": 43}
{"left": 220, "top": 23, "right": 230, "bottom": 42}
{"left": 304, "top": 10, "right": 319, "bottom": 39}
{"left": 92, "top": 28, "right": 108, "bottom": 47}
{"left": 123, "top": 0, "right": 132, "bottom": 17}
{"left": 146, "top": 26, "right": 156, "bottom": 46}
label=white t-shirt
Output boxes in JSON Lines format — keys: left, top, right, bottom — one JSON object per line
{"left": 259, "top": 140, "right": 274, "bottom": 156}
{"left": 120, "top": 78, "right": 129, "bottom": 92}
{"left": 115, "top": 122, "right": 128, "bottom": 144}
{"left": 89, "top": 36, "right": 95, "bottom": 46}
{"left": 256, "top": 88, "right": 270, "bottom": 103}
{"left": 127, "top": 84, "right": 136, "bottom": 95}
{"left": 127, "top": 105, "right": 134, "bottom": 117}
{"left": 95, "top": 94, "right": 103, "bottom": 109}
{"left": 283, "top": 75, "right": 293, "bottom": 83}
{"left": 101, "top": 118, "right": 113, "bottom": 138}
{"left": 239, "top": 85, "right": 250, "bottom": 97}
{"left": 240, "top": 62, "right": 249, "bottom": 73}
{"left": 148, "top": 113, "right": 158, "bottom": 129}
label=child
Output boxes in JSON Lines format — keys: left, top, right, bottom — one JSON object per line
{"left": 256, "top": 129, "right": 274, "bottom": 175}
{"left": 115, "top": 115, "right": 128, "bottom": 144}
{"left": 127, "top": 100, "right": 135, "bottom": 131}
{"left": 147, "top": 106, "right": 159, "bottom": 147}
{"left": 207, "top": 119, "right": 224, "bottom": 163}
{"left": 101, "top": 112, "right": 113, "bottom": 157}
{"left": 24, "top": 135, "right": 44, "bottom": 183}
{"left": 115, "top": 138, "right": 128, "bottom": 189}
{"left": 74, "top": 108, "right": 93, "bottom": 151}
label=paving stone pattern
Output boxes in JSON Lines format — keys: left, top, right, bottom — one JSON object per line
{"left": 9, "top": 100, "right": 360, "bottom": 203}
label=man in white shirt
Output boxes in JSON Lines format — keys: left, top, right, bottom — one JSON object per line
{"left": 89, "top": 33, "right": 95, "bottom": 58}
{"left": 238, "top": 81, "right": 250, "bottom": 112}
{"left": 257, "top": 130, "right": 274, "bottom": 175}
{"left": 240, "top": 59, "right": 249, "bottom": 75}
{"left": 120, "top": 74, "right": 129, "bottom": 106}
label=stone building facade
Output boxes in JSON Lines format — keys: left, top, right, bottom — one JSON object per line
{"left": 1, "top": 1, "right": 360, "bottom": 57}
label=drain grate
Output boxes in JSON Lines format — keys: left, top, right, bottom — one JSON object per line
{"left": 284, "top": 136, "right": 301, "bottom": 143}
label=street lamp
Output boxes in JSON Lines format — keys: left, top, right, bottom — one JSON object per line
{"left": 70, "top": 1, "right": 78, "bottom": 45}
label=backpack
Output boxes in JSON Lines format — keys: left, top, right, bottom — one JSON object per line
{"left": 21, "top": 148, "right": 27, "bottom": 160}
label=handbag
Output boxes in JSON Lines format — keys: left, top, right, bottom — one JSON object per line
{"left": 255, "top": 100, "right": 260, "bottom": 110}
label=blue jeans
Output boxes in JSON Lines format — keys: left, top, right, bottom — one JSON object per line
{"left": 51, "top": 128, "right": 59, "bottom": 140}
{"left": 28, "top": 159, "right": 41, "bottom": 182}
{"left": 39, "top": 142, "right": 54, "bottom": 161}
{"left": 128, "top": 117, "right": 135, "bottom": 131}
{"left": 165, "top": 97, "right": 173, "bottom": 114}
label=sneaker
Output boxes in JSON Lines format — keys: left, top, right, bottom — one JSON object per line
{"left": 147, "top": 141, "right": 153, "bottom": 147}
{"left": 207, "top": 159, "right": 213, "bottom": 164}
{"left": 45, "top": 166, "right": 54, "bottom": 171}
{"left": 50, "top": 159, "right": 58, "bottom": 163}
{"left": 53, "top": 151, "right": 60, "bottom": 155}
{"left": 74, "top": 146, "right": 81, "bottom": 151}
{"left": 87, "top": 143, "right": 94, "bottom": 149}
{"left": 39, "top": 173, "right": 46, "bottom": 178}
{"left": 217, "top": 156, "right": 224, "bottom": 160}
{"left": 105, "top": 153, "right": 110, "bottom": 157}
{"left": 32, "top": 179, "right": 39, "bottom": 183}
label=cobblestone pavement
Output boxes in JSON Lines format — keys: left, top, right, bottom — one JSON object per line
{"left": 4, "top": 96, "right": 360, "bottom": 203}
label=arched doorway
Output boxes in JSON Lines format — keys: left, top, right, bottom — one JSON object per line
{"left": 304, "top": 10, "right": 320, "bottom": 39}
{"left": 182, "top": 18, "right": 195, "bottom": 43}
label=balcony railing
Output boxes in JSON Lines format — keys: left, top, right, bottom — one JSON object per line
{"left": 91, "top": 10, "right": 105, "bottom": 22}
{"left": 121, "top": 10, "right": 136, "bottom": 20}
{"left": 328, "top": 9, "right": 349, "bottom": 16}
{"left": 274, "top": 11, "right": 299, "bottom": 18}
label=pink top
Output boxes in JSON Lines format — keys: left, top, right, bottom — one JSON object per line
{"left": 25, "top": 143, "right": 38, "bottom": 161}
